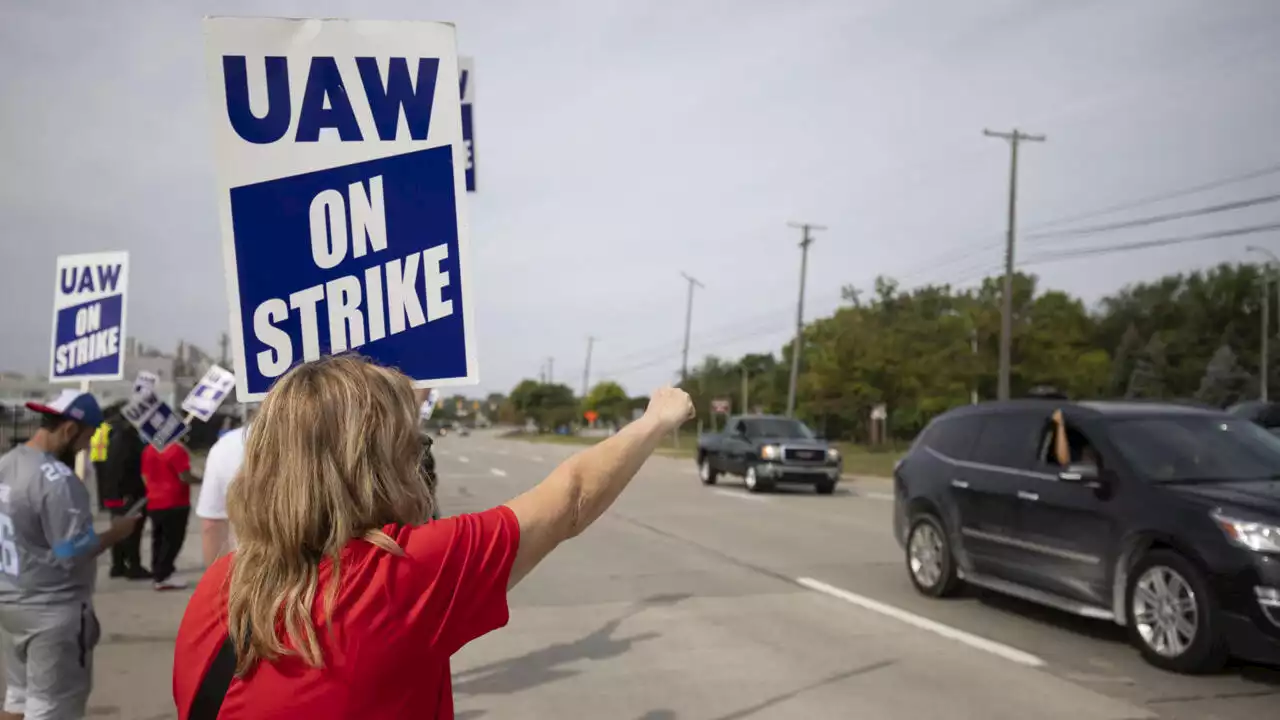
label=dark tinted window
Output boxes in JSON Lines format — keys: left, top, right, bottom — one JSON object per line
{"left": 970, "top": 413, "right": 1042, "bottom": 467}
{"left": 743, "top": 418, "right": 815, "bottom": 439}
{"left": 922, "top": 417, "right": 981, "bottom": 460}
{"left": 1108, "top": 416, "right": 1280, "bottom": 482}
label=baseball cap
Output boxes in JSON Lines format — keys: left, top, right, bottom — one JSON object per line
{"left": 26, "top": 389, "right": 104, "bottom": 428}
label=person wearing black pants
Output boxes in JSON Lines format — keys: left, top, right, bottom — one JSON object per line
{"left": 141, "top": 438, "right": 198, "bottom": 590}
{"left": 150, "top": 507, "right": 190, "bottom": 585}
{"left": 104, "top": 422, "right": 150, "bottom": 579}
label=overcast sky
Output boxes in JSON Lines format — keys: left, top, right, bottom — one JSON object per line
{"left": 3, "top": 0, "right": 1279, "bottom": 397}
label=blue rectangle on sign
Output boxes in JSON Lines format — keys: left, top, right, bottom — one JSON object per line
{"left": 51, "top": 294, "right": 124, "bottom": 380}
{"left": 462, "top": 103, "right": 475, "bottom": 192}
{"left": 230, "top": 145, "right": 467, "bottom": 396}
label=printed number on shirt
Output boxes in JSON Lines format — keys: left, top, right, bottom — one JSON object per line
{"left": 0, "top": 513, "right": 20, "bottom": 576}
{"left": 40, "top": 462, "right": 70, "bottom": 483}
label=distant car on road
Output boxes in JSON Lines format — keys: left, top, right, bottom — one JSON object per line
{"left": 894, "top": 399, "right": 1280, "bottom": 674}
{"left": 697, "top": 415, "right": 842, "bottom": 494}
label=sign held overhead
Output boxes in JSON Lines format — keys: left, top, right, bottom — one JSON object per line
{"left": 181, "top": 364, "right": 237, "bottom": 423}
{"left": 459, "top": 56, "right": 475, "bottom": 192}
{"left": 49, "top": 251, "right": 129, "bottom": 382}
{"left": 203, "top": 18, "right": 478, "bottom": 401}
{"left": 121, "top": 391, "right": 189, "bottom": 452}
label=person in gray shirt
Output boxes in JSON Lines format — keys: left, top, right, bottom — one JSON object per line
{"left": 0, "top": 390, "right": 141, "bottom": 720}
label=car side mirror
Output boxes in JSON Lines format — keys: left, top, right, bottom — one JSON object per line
{"left": 1059, "top": 463, "right": 1099, "bottom": 483}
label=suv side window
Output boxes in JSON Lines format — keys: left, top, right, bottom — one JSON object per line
{"left": 725, "top": 419, "right": 743, "bottom": 436}
{"left": 923, "top": 417, "right": 981, "bottom": 460}
{"left": 969, "top": 412, "right": 1042, "bottom": 468}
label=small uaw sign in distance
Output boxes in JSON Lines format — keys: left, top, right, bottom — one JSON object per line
{"left": 121, "top": 391, "right": 188, "bottom": 452}
{"left": 203, "top": 18, "right": 478, "bottom": 401}
{"left": 49, "top": 252, "right": 129, "bottom": 382}
{"left": 181, "top": 364, "right": 237, "bottom": 423}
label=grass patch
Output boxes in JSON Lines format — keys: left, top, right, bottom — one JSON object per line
{"left": 833, "top": 442, "right": 903, "bottom": 478}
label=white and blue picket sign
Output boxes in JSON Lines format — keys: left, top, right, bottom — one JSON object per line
{"left": 459, "top": 56, "right": 475, "bottom": 192}
{"left": 121, "top": 391, "right": 189, "bottom": 452}
{"left": 203, "top": 18, "right": 478, "bottom": 401}
{"left": 49, "top": 252, "right": 130, "bottom": 382}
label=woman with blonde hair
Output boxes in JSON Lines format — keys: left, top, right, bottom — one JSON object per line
{"left": 172, "top": 354, "right": 692, "bottom": 719}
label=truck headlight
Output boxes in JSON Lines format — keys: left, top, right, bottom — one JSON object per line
{"left": 1212, "top": 511, "right": 1280, "bottom": 553}
{"left": 760, "top": 445, "right": 780, "bottom": 460}
{"left": 826, "top": 448, "right": 841, "bottom": 462}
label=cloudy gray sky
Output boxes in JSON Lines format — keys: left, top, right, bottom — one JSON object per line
{"left": 3, "top": 0, "right": 1279, "bottom": 397}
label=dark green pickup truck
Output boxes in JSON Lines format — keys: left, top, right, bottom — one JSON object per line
{"left": 696, "top": 415, "right": 842, "bottom": 494}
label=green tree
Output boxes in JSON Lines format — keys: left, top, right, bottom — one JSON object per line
{"left": 583, "top": 381, "right": 630, "bottom": 424}
{"left": 1195, "top": 344, "right": 1254, "bottom": 408}
{"left": 1126, "top": 334, "right": 1168, "bottom": 399}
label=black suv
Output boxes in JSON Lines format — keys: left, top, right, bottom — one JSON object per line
{"left": 894, "top": 399, "right": 1280, "bottom": 673}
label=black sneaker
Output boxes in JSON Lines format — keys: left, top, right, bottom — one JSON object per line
{"left": 124, "top": 567, "right": 153, "bottom": 580}
{"left": 109, "top": 567, "right": 127, "bottom": 578}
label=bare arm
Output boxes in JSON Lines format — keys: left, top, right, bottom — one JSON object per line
{"left": 503, "top": 388, "right": 692, "bottom": 589}
{"left": 201, "top": 518, "right": 230, "bottom": 567}
{"left": 92, "top": 519, "right": 140, "bottom": 558}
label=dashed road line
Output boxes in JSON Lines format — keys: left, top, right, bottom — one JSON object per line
{"left": 859, "top": 491, "right": 894, "bottom": 501}
{"left": 796, "top": 577, "right": 1045, "bottom": 668}
{"left": 530, "top": 455, "right": 544, "bottom": 462}
{"left": 713, "top": 489, "right": 770, "bottom": 503}
{"left": 490, "top": 468, "right": 508, "bottom": 477}
{"left": 457, "top": 456, "right": 470, "bottom": 464}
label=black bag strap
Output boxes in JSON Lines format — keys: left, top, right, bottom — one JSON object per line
{"left": 189, "top": 635, "right": 237, "bottom": 720}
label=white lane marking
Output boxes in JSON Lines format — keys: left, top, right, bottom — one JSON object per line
{"left": 457, "top": 456, "right": 471, "bottom": 464}
{"left": 490, "top": 468, "right": 508, "bottom": 477}
{"left": 796, "top": 577, "right": 1046, "bottom": 668}
{"left": 497, "top": 449, "right": 509, "bottom": 456}
{"left": 860, "top": 491, "right": 894, "bottom": 501}
{"left": 713, "top": 489, "right": 769, "bottom": 503}
{"left": 530, "top": 455, "right": 544, "bottom": 462}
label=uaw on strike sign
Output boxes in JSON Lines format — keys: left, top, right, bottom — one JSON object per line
{"left": 204, "top": 18, "right": 477, "bottom": 401}
{"left": 49, "top": 252, "right": 129, "bottom": 382}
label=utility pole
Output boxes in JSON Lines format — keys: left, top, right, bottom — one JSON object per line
{"left": 984, "top": 128, "right": 1046, "bottom": 401}
{"left": 785, "top": 222, "right": 825, "bottom": 417}
{"left": 1248, "top": 246, "right": 1278, "bottom": 400}
{"left": 581, "top": 336, "right": 596, "bottom": 398}
{"left": 970, "top": 328, "right": 979, "bottom": 405}
{"left": 547, "top": 357, "right": 554, "bottom": 385}
{"left": 741, "top": 365, "right": 749, "bottom": 414}
{"left": 679, "top": 272, "right": 705, "bottom": 383}
{"left": 219, "top": 332, "right": 230, "bottom": 367}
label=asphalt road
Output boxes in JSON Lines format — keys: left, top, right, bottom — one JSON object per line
{"left": 43, "top": 428, "right": 1280, "bottom": 719}
{"left": 438, "top": 430, "right": 1280, "bottom": 720}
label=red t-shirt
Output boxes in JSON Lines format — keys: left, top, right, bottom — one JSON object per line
{"left": 172, "top": 506, "right": 520, "bottom": 719}
{"left": 142, "top": 444, "right": 191, "bottom": 511}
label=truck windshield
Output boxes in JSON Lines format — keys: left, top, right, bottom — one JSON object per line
{"left": 1107, "top": 416, "right": 1280, "bottom": 483}
{"left": 743, "top": 418, "right": 815, "bottom": 439}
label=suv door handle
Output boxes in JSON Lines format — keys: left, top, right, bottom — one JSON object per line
{"left": 1017, "top": 490, "right": 1039, "bottom": 501}
{"left": 950, "top": 479, "right": 970, "bottom": 489}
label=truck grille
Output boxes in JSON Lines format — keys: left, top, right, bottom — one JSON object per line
{"left": 784, "top": 447, "right": 825, "bottom": 463}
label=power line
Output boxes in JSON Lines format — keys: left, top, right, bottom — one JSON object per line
{"left": 888, "top": 159, "right": 1280, "bottom": 289}
{"left": 1024, "top": 191, "right": 1280, "bottom": 242}
{"left": 1024, "top": 160, "right": 1280, "bottom": 232}
{"left": 1022, "top": 221, "right": 1280, "bottom": 266}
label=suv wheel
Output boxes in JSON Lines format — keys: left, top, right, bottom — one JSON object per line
{"left": 744, "top": 466, "right": 771, "bottom": 493}
{"left": 906, "top": 514, "right": 962, "bottom": 598}
{"left": 698, "top": 458, "right": 718, "bottom": 485}
{"left": 1125, "top": 550, "right": 1227, "bottom": 674}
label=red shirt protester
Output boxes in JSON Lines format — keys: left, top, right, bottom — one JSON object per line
{"left": 172, "top": 506, "right": 519, "bottom": 719}
{"left": 142, "top": 443, "right": 192, "bottom": 510}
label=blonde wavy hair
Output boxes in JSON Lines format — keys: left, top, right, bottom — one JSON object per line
{"left": 225, "top": 354, "right": 436, "bottom": 675}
